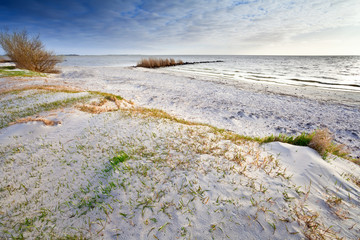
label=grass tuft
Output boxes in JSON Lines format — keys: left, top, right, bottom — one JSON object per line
{"left": 258, "top": 129, "right": 353, "bottom": 161}
{"left": 309, "top": 128, "right": 348, "bottom": 159}
{"left": 110, "top": 152, "right": 129, "bottom": 166}
{"left": 88, "top": 91, "right": 123, "bottom": 101}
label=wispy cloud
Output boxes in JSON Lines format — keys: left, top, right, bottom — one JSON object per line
{"left": 1, "top": 0, "right": 359, "bottom": 54}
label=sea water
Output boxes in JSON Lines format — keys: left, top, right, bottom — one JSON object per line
{"left": 60, "top": 55, "right": 360, "bottom": 92}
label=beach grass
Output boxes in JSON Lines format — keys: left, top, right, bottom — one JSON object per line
{"left": 1, "top": 86, "right": 358, "bottom": 239}
{"left": 257, "top": 130, "right": 354, "bottom": 162}
{"left": 0, "top": 85, "right": 355, "bottom": 164}
{"left": 258, "top": 132, "right": 313, "bottom": 146}
{"left": 0, "top": 86, "right": 354, "bottom": 163}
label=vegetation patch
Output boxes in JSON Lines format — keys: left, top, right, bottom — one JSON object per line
{"left": 88, "top": 91, "right": 124, "bottom": 101}
{"left": 77, "top": 92, "right": 133, "bottom": 114}
{"left": 118, "top": 104, "right": 351, "bottom": 162}
{"left": 257, "top": 130, "right": 353, "bottom": 163}
{"left": 136, "top": 58, "right": 184, "bottom": 68}
{"left": 110, "top": 152, "right": 129, "bottom": 166}
{"left": 0, "top": 66, "right": 44, "bottom": 77}
{"left": 309, "top": 128, "right": 348, "bottom": 159}
{"left": 259, "top": 132, "right": 313, "bottom": 146}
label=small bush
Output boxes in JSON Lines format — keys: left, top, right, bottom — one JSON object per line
{"left": 0, "top": 29, "right": 62, "bottom": 73}
{"left": 136, "top": 58, "right": 184, "bottom": 68}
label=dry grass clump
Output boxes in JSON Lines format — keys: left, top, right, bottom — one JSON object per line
{"left": 0, "top": 29, "right": 62, "bottom": 73}
{"left": 78, "top": 103, "right": 115, "bottom": 114}
{"left": 308, "top": 129, "right": 332, "bottom": 156}
{"left": 10, "top": 117, "right": 61, "bottom": 126}
{"left": 78, "top": 95, "right": 133, "bottom": 114}
{"left": 309, "top": 128, "right": 348, "bottom": 158}
{"left": 136, "top": 58, "right": 184, "bottom": 68}
{"left": 261, "top": 129, "right": 351, "bottom": 161}
{"left": 326, "top": 195, "right": 351, "bottom": 220}
{"left": 78, "top": 98, "right": 120, "bottom": 114}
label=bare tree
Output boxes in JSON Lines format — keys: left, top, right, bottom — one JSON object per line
{"left": 0, "top": 29, "right": 62, "bottom": 73}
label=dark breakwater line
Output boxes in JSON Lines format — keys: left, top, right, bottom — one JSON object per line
{"left": 181, "top": 60, "right": 224, "bottom": 65}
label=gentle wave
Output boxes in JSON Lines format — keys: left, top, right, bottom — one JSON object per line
{"left": 62, "top": 55, "right": 360, "bottom": 91}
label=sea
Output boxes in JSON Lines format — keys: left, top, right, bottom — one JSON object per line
{"left": 60, "top": 55, "right": 360, "bottom": 92}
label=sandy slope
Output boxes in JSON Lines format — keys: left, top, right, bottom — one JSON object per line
{"left": 55, "top": 66, "right": 360, "bottom": 159}
{"left": 0, "top": 66, "right": 359, "bottom": 239}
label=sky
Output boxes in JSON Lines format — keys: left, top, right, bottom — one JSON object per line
{"left": 1, "top": 0, "right": 360, "bottom": 55}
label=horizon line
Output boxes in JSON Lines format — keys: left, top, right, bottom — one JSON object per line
{"left": 2, "top": 53, "right": 359, "bottom": 57}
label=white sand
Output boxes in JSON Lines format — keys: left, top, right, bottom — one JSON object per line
{"left": 54, "top": 66, "right": 360, "bottom": 159}
{"left": 0, "top": 65, "right": 359, "bottom": 239}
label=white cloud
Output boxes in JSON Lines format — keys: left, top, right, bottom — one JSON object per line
{"left": 3, "top": 0, "right": 359, "bottom": 54}
{"left": 114, "top": 0, "right": 360, "bottom": 54}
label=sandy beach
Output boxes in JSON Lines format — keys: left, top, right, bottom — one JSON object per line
{"left": 55, "top": 65, "right": 360, "bottom": 158}
{"left": 1, "top": 64, "right": 360, "bottom": 239}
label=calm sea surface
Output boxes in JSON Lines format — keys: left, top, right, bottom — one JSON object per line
{"left": 61, "top": 55, "right": 360, "bottom": 92}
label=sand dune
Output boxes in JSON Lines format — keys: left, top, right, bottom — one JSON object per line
{"left": 0, "top": 64, "right": 359, "bottom": 239}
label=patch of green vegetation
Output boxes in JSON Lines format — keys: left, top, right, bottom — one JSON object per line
{"left": 89, "top": 91, "right": 123, "bottom": 100}
{"left": 110, "top": 151, "right": 129, "bottom": 166}
{"left": 0, "top": 66, "right": 15, "bottom": 70}
{"left": 0, "top": 66, "right": 45, "bottom": 77}
{"left": 255, "top": 131, "right": 358, "bottom": 164}
{"left": 58, "top": 235, "right": 87, "bottom": 240}
{"left": 127, "top": 104, "right": 354, "bottom": 162}
{"left": 258, "top": 132, "right": 313, "bottom": 146}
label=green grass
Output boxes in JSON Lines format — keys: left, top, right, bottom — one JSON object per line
{"left": 88, "top": 91, "right": 123, "bottom": 101}
{"left": 258, "top": 132, "right": 313, "bottom": 146}
{"left": 127, "top": 104, "right": 355, "bottom": 162}
{"left": 255, "top": 131, "right": 358, "bottom": 164}
{"left": 0, "top": 66, "right": 45, "bottom": 77}
{"left": 110, "top": 152, "right": 129, "bottom": 166}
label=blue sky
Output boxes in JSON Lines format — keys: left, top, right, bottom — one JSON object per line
{"left": 1, "top": 0, "right": 360, "bottom": 55}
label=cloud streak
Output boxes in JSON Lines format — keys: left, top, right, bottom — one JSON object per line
{"left": 1, "top": 0, "right": 359, "bottom": 54}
